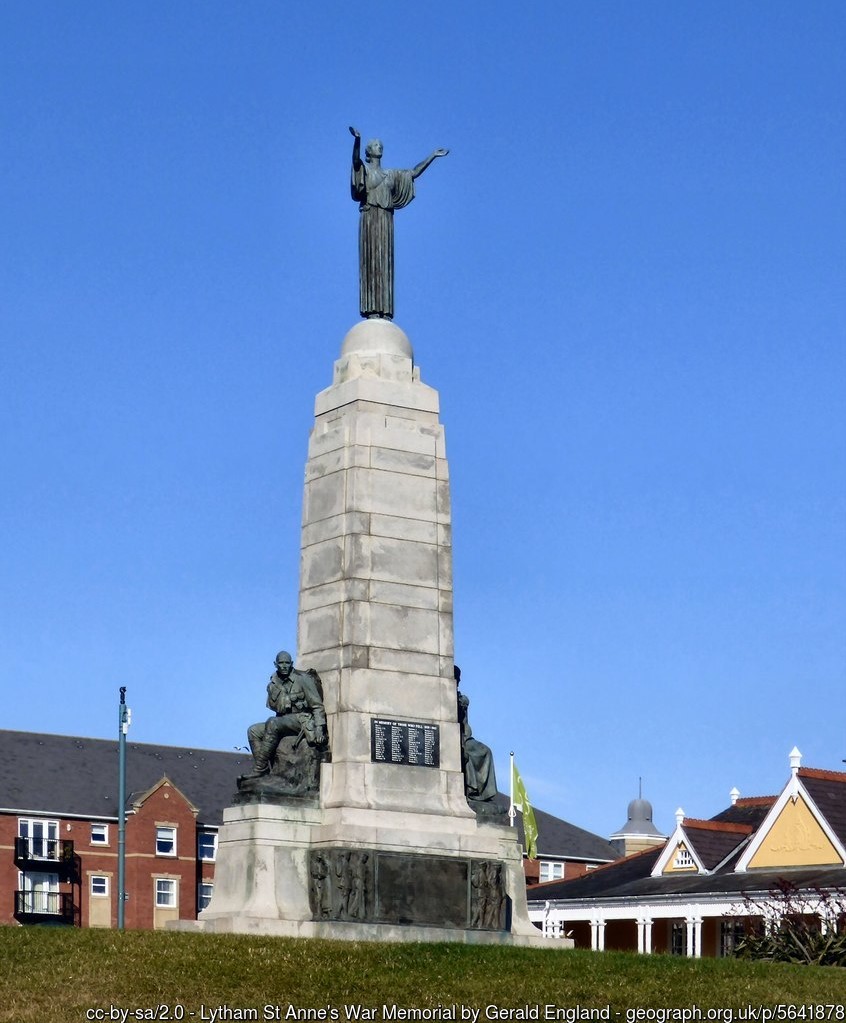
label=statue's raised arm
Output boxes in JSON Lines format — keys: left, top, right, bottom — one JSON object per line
{"left": 349, "top": 126, "right": 362, "bottom": 173}
{"left": 411, "top": 148, "right": 449, "bottom": 180}
{"left": 349, "top": 128, "right": 448, "bottom": 321}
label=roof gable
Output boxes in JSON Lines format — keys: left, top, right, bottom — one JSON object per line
{"left": 651, "top": 824, "right": 704, "bottom": 876}
{"left": 747, "top": 793, "right": 842, "bottom": 869}
{"left": 663, "top": 840, "right": 699, "bottom": 874}
{"left": 130, "top": 775, "right": 199, "bottom": 816}
{"left": 737, "top": 769, "right": 846, "bottom": 872}
{"left": 651, "top": 817, "right": 753, "bottom": 877}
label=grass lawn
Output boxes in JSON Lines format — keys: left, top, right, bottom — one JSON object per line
{"left": 1, "top": 928, "right": 844, "bottom": 1023}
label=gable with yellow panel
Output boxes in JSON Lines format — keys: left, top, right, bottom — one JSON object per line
{"left": 663, "top": 841, "right": 697, "bottom": 874}
{"left": 749, "top": 795, "right": 843, "bottom": 869}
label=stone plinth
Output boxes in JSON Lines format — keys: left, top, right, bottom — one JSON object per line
{"left": 191, "top": 800, "right": 557, "bottom": 945}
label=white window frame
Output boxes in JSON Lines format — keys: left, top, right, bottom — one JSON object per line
{"left": 19, "top": 871, "right": 60, "bottom": 914}
{"left": 90, "top": 875, "right": 110, "bottom": 897}
{"left": 18, "top": 818, "right": 60, "bottom": 860}
{"left": 90, "top": 824, "right": 109, "bottom": 846}
{"left": 670, "top": 920, "right": 687, "bottom": 956}
{"left": 155, "top": 878, "right": 177, "bottom": 908}
{"left": 198, "top": 831, "right": 217, "bottom": 861}
{"left": 156, "top": 826, "right": 177, "bottom": 857}
{"left": 673, "top": 847, "right": 694, "bottom": 869}
{"left": 198, "top": 881, "right": 214, "bottom": 911}
{"left": 539, "top": 860, "right": 565, "bottom": 882}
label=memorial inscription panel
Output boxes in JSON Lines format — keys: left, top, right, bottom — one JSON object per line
{"left": 370, "top": 718, "right": 440, "bottom": 768}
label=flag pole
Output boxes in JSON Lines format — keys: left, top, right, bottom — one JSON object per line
{"left": 509, "top": 750, "right": 515, "bottom": 827}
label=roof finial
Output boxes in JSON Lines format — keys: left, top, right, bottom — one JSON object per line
{"left": 730, "top": 786, "right": 740, "bottom": 805}
{"left": 789, "top": 746, "right": 802, "bottom": 775}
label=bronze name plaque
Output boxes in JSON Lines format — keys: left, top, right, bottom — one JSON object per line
{"left": 370, "top": 718, "right": 440, "bottom": 768}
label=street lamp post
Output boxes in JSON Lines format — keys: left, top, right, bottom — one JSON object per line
{"left": 117, "top": 687, "right": 131, "bottom": 930}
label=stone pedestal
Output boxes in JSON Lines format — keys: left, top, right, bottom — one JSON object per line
{"left": 188, "top": 321, "right": 568, "bottom": 947}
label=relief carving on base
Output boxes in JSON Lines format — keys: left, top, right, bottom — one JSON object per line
{"left": 470, "top": 860, "right": 506, "bottom": 930}
{"left": 309, "top": 849, "right": 373, "bottom": 922}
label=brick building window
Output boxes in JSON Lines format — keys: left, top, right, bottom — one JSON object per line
{"left": 198, "top": 882, "right": 214, "bottom": 911}
{"left": 91, "top": 824, "right": 109, "bottom": 845}
{"left": 91, "top": 875, "right": 109, "bottom": 897}
{"left": 198, "top": 832, "right": 217, "bottom": 861}
{"left": 156, "top": 826, "right": 177, "bottom": 857}
{"left": 155, "top": 878, "right": 177, "bottom": 908}
{"left": 18, "top": 818, "right": 59, "bottom": 860}
{"left": 539, "top": 861, "right": 565, "bottom": 882}
{"left": 19, "top": 871, "right": 59, "bottom": 914}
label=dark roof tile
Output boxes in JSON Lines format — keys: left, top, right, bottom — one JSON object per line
{"left": 799, "top": 769, "right": 846, "bottom": 848}
{"left": 0, "top": 729, "right": 250, "bottom": 827}
{"left": 491, "top": 792, "right": 618, "bottom": 863}
{"left": 682, "top": 823, "right": 751, "bottom": 870}
{"left": 527, "top": 845, "right": 662, "bottom": 901}
{"left": 710, "top": 800, "right": 775, "bottom": 829}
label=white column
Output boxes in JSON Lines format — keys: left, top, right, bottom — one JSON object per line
{"left": 590, "top": 916, "right": 606, "bottom": 951}
{"left": 685, "top": 916, "right": 696, "bottom": 958}
{"left": 685, "top": 914, "right": 702, "bottom": 958}
{"left": 637, "top": 916, "right": 653, "bottom": 954}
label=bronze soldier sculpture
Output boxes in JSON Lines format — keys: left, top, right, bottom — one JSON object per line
{"left": 245, "top": 650, "right": 327, "bottom": 777}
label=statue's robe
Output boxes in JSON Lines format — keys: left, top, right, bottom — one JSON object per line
{"left": 351, "top": 162, "right": 415, "bottom": 319}
{"left": 457, "top": 691, "right": 498, "bottom": 803}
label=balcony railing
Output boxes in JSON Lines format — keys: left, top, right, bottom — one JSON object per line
{"left": 14, "top": 890, "right": 78, "bottom": 925}
{"left": 14, "top": 837, "right": 78, "bottom": 880}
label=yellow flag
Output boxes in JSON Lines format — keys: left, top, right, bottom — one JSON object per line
{"left": 511, "top": 759, "right": 538, "bottom": 860}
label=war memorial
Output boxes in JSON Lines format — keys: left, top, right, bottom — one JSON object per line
{"left": 189, "top": 129, "right": 564, "bottom": 946}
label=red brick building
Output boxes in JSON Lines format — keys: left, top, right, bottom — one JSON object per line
{"left": 1, "top": 730, "right": 250, "bottom": 929}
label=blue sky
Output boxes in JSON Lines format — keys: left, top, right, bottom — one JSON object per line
{"left": 1, "top": 2, "right": 844, "bottom": 840}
